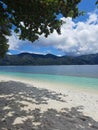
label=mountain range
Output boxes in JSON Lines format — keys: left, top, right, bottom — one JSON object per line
{"left": 0, "top": 53, "right": 98, "bottom": 65}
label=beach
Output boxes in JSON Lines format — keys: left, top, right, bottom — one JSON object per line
{"left": 0, "top": 75, "right": 98, "bottom": 130}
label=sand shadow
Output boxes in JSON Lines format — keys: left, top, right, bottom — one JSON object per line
{"left": 0, "top": 81, "right": 98, "bottom": 130}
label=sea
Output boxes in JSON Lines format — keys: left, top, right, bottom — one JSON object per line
{"left": 0, "top": 65, "right": 98, "bottom": 91}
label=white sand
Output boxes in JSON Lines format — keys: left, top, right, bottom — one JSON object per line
{"left": 0, "top": 75, "right": 98, "bottom": 130}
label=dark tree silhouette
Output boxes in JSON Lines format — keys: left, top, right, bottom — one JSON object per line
{"left": 0, "top": 0, "right": 82, "bottom": 56}
{"left": 0, "top": 0, "right": 97, "bottom": 56}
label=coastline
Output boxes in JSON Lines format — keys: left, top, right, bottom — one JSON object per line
{"left": 0, "top": 74, "right": 98, "bottom": 129}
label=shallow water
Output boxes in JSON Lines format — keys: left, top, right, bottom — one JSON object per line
{"left": 0, "top": 65, "right": 98, "bottom": 91}
{"left": 0, "top": 65, "right": 98, "bottom": 78}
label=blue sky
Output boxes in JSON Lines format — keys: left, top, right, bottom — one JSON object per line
{"left": 8, "top": 0, "right": 98, "bottom": 56}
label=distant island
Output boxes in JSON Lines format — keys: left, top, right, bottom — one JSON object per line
{"left": 0, "top": 53, "right": 98, "bottom": 65}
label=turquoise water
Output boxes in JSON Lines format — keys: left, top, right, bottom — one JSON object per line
{"left": 0, "top": 70, "right": 98, "bottom": 91}
{"left": 0, "top": 65, "right": 98, "bottom": 78}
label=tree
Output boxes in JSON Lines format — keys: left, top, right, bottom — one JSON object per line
{"left": 0, "top": 1, "right": 10, "bottom": 57}
{"left": 0, "top": 0, "right": 85, "bottom": 57}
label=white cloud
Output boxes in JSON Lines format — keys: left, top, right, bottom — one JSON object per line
{"left": 8, "top": 10, "right": 98, "bottom": 55}
{"left": 87, "top": 11, "right": 98, "bottom": 24}
{"left": 7, "top": 32, "right": 32, "bottom": 50}
{"left": 35, "top": 11, "right": 98, "bottom": 55}
{"left": 7, "top": 32, "right": 20, "bottom": 50}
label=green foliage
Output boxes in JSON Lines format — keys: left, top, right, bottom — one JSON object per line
{"left": 0, "top": 33, "right": 9, "bottom": 58}
{"left": 0, "top": 2, "right": 10, "bottom": 57}
{"left": 96, "top": 0, "right": 98, "bottom": 8}
{"left": 96, "top": 0, "right": 98, "bottom": 4}
{"left": 0, "top": 0, "right": 82, "bottom": 57}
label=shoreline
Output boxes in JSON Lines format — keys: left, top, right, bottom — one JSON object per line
{"left": 0, "top": 75, "right": 98, "bottom": 129}
{"left": 0, "top": 74, "right": 98, "bottom": 95}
